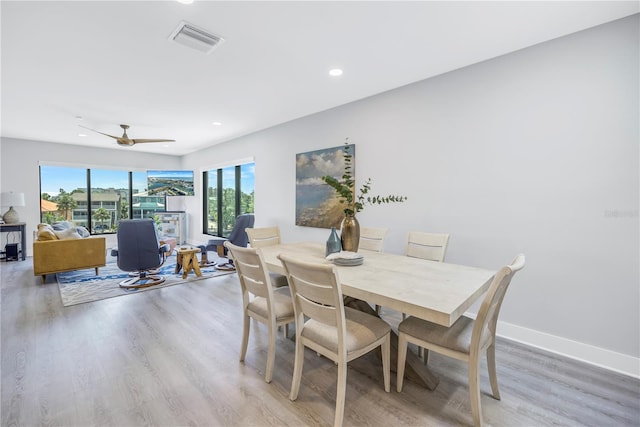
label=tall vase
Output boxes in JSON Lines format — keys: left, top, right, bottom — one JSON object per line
{"left": 325, "top": 227, "right": 341, "bottom": 256}
{"left": 340, "top": 214, "right": 360, "bottom": 252}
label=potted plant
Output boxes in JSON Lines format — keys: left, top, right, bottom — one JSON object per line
{"left": 322, "top": 138, "right": 407, "bottom": 251}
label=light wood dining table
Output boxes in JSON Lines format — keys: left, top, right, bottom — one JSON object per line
{"left": 258, "top": 241, "right": 497, "bottom": 389}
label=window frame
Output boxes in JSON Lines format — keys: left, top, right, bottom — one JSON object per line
{"left": 38, "top": 162, "right": 167, "bottom": 234}
{"left": 202, "top": 159, "right": 254, "bottom": 238}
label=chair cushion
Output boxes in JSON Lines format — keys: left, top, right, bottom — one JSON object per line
{"left": 399, "top": 315, "right": 489, "bottom": 355}
{"left": 270, "top": 272, "right": 289, "bottom": 288}
{"left": 302, "top": 307, "right": 390, "bottom": 355}
{"left": 247, "top": 287, "right": 294, "bottom": 321}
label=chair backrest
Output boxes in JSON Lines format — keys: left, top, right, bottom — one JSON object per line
{"left": 224, "top": 241, "right": 275, "bottom": 307}
{"left": 471, "top": 254, "right": 525, "bottom": 354}
{"left": 405, "top": 231, "right": 450, "bottom": 262}
{"left": 116, "top": 219, "right": 163, "bottom": 271}
{"left": 227, "top": 214, "right": 255, "bottom": 248}
{"left": 246, "top": 226, "right": 281, "bottom": 248}
{"left": 359, "top": 227, "right": 388, "bottom": 252}
{"left": 278, "top": 254, "right": 346, "bottom": 339}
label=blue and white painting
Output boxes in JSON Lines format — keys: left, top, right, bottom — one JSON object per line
{"left": 295, "top": 144, "right": 355, "bottom": 228}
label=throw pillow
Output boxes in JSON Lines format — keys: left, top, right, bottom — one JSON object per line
{"left": 52, "top": 221, "right": 74, "bottom": 231}
{"left": 53, "top": 227, "right": 82, "bottom": 240}
{"left": 75, "top": 226, "right": 90, "bottom": 238}
{"left": 37, "top": 223, "right": 58, "bottom": 241}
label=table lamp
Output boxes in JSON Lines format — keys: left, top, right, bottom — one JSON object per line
{"left": 1, "top": 192, "right": 25, "bottom": 224}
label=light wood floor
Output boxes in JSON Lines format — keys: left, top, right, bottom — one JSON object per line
{"left": 2, "top": 259, "right": 639, "bottom": 426}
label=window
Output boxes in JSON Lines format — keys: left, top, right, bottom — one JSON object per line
{"left": 203, "top": 162, "right": 254, "bottom": 237}
{"left": 39, "top": 165, "right": 167, "bottom": 234}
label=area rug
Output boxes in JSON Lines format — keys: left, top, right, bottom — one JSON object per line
{"left": 57, "top": 259, "right": 235, "bottom": 306}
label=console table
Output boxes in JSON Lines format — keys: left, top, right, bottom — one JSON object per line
{"left": 0, "top": 222, "right": 27, "bottom": 261}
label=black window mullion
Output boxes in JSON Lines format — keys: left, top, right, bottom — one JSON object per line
{"left": 235, "top": 165, "right": 241, "bottom": 216}
{"left": 202, "top": 171, "right": 208, "bottom": 234}
{"left": 217, "top": 169, "right": 223, "bottom": 237}
{"left": 86, "top": 169, "right": 92, "bottom": 232}
{"left": 128, "top": 171, "right": 133, "bottom": 219}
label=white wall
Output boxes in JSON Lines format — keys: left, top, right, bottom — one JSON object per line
{"left": 1, "top": 15, "right": 637, "bottom": 376}
{"left": 182, "top": 16, "right": 639, "bottom": 372}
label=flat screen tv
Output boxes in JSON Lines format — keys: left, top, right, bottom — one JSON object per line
{"left": 147, "top": 170, "right": 195, "bottom": 196}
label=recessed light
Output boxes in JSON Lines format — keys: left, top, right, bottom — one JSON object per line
{"left": 212, "top": 121, "right": 222, "bottom": 126}
{"left": 176, "top": 0, "right": 194, "bottom": 4}
{"left": 329, "top": 68, "right": 343, "bottom": 77}
{"left": 78, "top": 133, "right": 87, "bottom": 137}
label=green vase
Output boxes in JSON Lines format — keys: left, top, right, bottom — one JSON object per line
{"left": 340, "top": 215, "right": 360, "bottom": 252}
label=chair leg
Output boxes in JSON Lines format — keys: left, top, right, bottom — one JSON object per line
{"left": 334, "top": 360, "right": 347, "bottom": 427}
{"left": 240, "top": 314, "right": 250, "bottom": 362}
{"left": 382, "top": 334, "right": 391, "bottom": 392}
{"left": 469, "top": 357, "right": 483, "bottom": 427}
{"left": 487, "top": 343, "right": 501, "bottom": 400}
{"left": 397, "top": 333, "right": 408, "bottom": 392}
{"left": 217, "top": 245, "right": 225, "bottom": 257}
{"left": 290, "top": 338, "right": 305, "bottom": 401}
{"left": 265, "top": 320, "right": 276, "bottom": 383}
{"left": 418, "top": 347, "right": 430, "bottom": 364}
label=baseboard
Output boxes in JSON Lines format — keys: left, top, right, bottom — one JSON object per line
{"left": 496, "top": 320, "right": 640, "bottom": 379}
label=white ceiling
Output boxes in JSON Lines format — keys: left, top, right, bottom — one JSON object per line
{"left": 2, "top": 1, "right": 638, "bottom": 156}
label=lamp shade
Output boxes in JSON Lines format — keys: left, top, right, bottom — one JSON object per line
{"left": 1, "top": 192, "right": 25, "bottom": 207}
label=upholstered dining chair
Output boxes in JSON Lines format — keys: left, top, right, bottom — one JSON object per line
{"left": 405, "top": 231, "right": 450, "bottom": 262}
{"left": 205, "top": 214, "right": 254, "bottom": 268}
{"left": 111, "top": 219, "right": 171, "bottom": 289}
{"left": 224, "top": 241, "right": 295, "bottom": 383}
{"left": 246, "top": 226, "right": 288, "bottom": 287}
{"left": 278, "top": 253, "right": 391, "bottom": 427}
{"left": 397, "top": 254, "right": 526, "bottom": 427}
{"left": 358, "top": 226, "right": 388, "bottom": 253}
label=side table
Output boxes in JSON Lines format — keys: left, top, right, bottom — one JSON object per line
{"left": 175, "top": 247, "right": 202, "bottom": 279}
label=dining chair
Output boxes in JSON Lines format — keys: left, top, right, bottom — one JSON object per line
{"left": 396, "top": 254, "right": 526, "bottom": 427}
{"left": 246, "top": 226, "right": 288, "bottom": 287}
{"left": 278, "top": 253, "right": 391, "bottom": 427}
{"left": 405, "top": 231, "right": 450, "bottom": 262}
{"left": 224, "top": 241, "right": 295, "bottom": 383}
{"left": 358, "top": 226, "right": 388, "bottom": 253}
{"left": 246, "top": 226, "right": 281, "bottom": 248}
{"left": 402, "top": 231, "right": 451, "bottom": 320}
{"left": 359, "top": 226, "right": 389, "bottom": 314}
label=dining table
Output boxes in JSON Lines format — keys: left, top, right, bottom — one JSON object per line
{"left": 258, "top": 241, "right": 497, "bottom": 390}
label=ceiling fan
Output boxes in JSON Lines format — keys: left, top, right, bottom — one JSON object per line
{"left": 79, "top": 124, "right": 175, "bottom": 146}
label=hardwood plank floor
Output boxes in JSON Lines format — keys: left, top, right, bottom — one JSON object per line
{"left": 2, "top": 259, "right": 639, "bottom": 426}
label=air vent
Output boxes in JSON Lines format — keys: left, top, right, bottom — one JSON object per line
{"left": 169, "top": 21, "right": 224, "bottom": 54}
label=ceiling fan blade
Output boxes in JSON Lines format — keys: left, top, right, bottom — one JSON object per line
{"left": 79, "top": 124, "right": 119, "bottom": 140}
{"left": 130, "top": 138, "right": 176, "bottom": 144}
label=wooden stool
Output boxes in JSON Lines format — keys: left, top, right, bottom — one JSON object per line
{"left": 175, "top": 247, "right": 202, "bottom": 279}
